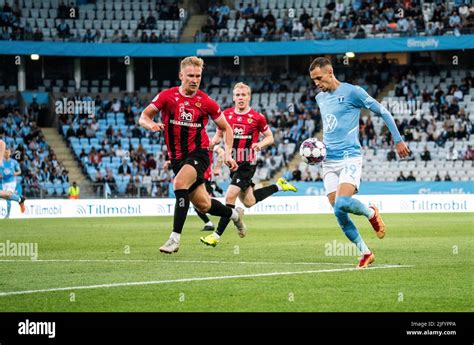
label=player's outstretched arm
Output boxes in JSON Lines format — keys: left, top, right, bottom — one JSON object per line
{"left": 138, "top": 105, "right": 164, "bottom": 132}
{"left": 214, "top": 115, "right": 237, "bottom": 171}
{"left": 251, "top": 129, "right": 274, "bottom": 152}
{"left": 354, "top": 86, "right": 410, "bottom": 159}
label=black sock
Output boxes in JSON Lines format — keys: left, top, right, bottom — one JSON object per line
{"left": 253, "top": 185, "right": 279, "bottom": 203}
{"left": 215, "top": 203, "right": 235, "bottom": 236}
{"left": 208, "top": 199, "right": 233, "bottom": 218}
{"left": 195, "top": 207, "right": 210, "bottom": 223}
{"left": 173, "top": 189, "right": 190, "bottom": 234}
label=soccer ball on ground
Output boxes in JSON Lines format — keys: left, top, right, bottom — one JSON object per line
{"left": 299, "top": 138, "right": 326, "bottom": 165}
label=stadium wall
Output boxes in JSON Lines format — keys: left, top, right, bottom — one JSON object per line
{"left": 2, "top": 194, "right": 473, "bottom": 219}
{"left": 1, "top": 35, "right": 473, "bottom": 57}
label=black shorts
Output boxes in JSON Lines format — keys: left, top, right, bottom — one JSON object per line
{"left": 171, "top": 149, "right": 210, "bottom": 193}
{"left": 230, "top": 162, "right": 257, "bottom": 191}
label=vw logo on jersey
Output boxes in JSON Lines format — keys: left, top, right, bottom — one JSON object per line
{"left": 323, "top": 114, "right": 337, "bottom": 133}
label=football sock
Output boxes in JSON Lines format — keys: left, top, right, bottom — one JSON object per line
{"left": 173, "top": 189, "right": 190, "bottom": 234}
{"left": 334, "top": 199, "right": 370, "bottom": 254}
{"left": 170, "top": 232, "right": 181, "bottom": 242}
{"left": 212, "top": 232, "right": 220, "bottom": 240}
{"left": 215, "top": 204, "right": 235, "bottom": 236}
{"left": 336, "top": 196, "right": 373, "bottom": 218}
{"left": 195, "top": 208, "right": 210, "bottom": 223}
{"left": 6, "top": 200, "right": 11, "bottom": 217}
{"left": 207, "top": 199, "right": 233, "bottom": 218}
{"left": 254, "top": 185, "right": 279, "bottom": 203}
{"left": 9, "top": 194, "right": 20, "bottom": 202}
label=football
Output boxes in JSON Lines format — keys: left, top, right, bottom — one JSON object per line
{"left": 299, "top": 138, "right": 326, "bottom": 165}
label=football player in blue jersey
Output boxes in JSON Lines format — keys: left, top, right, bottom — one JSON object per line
{"left": 0, "top": 147, "right": 26, "bottom": 217}
{"left": 309, "top": 57, "right": 410, "bottom": 268}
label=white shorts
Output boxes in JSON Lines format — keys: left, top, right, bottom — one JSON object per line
{"left": 322, "top": 156, "right": 363, "bottom": 195}
{"left": 2, "top": 181, "right": 16, "bottom": 193}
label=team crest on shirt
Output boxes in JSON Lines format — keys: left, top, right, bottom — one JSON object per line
{"left": 178, "top": 103, "right": 194, "bottom": 122}
{"left": 338, "top": 96, "right": 344, "bottom": 103}
{"left": 232, "top": 124, "right": 251, "bottom": 139}
{"left": 195, "top": 102, "right": 201, "bottom": 108}
{"left": 247, "top": 118, "right": 253, "bottom": 124}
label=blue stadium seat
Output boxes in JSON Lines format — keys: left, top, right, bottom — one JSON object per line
{"left": 62, "top": 125, "right": 70, "bottom": 136}
{"left": 80, "top": 138, "right": 90, "bottom": 146}
{"left": 54, "top": 182, "right": 64, "bottom": 195}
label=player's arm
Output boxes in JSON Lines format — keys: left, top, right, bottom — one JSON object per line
{"left": 139, "top": 105, "right": 164, "bottom": 132}
{"left": 209, "top": 129, "right": 223, "bottom": 151}
{"left": 212, "top": 145, "right": 225, "bottom": 176}
{"left": 252, "top": 129, "right": 274, "bottom": 152}
{"left": 214, "top": 115, "right": 238, "bottom": 171}
{"left": 354, "top": 87, "right": 410, "bottom": 158}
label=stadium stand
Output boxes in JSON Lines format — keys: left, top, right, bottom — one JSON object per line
{"left": 296, "top": 66, "right": 474, "bottom": 182}
{"left": 56, "top": 58, "right": 392, "bottom": 197}
{"left": 0, "top": 0, "right": 186, "bottom": 43}
{"left": 0, "top": 94, "right": 70, "bottom": 197}
{"left": 197, "top": 0, "right": 473, "bottom": 42}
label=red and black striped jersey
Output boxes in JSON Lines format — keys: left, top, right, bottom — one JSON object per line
{"left": 149, "top": 87, "right": 222, "bottom": 160}
{"left": 218, "top": 107, "right": 269, "bottom": 164}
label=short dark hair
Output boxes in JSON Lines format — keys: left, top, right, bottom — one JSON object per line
{"left": 309, "top": 57, "right": 332, "bottom": 72}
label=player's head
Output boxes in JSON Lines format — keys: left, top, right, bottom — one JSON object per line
{"left": 179, "top": 56, "right": 204, "bottom": 95}
{"left": 4, "top": 148, "right": 11, "bottom": 159}
{"left": 309, "top": 57, "right": 335, "bottom": 92}
{"left": 233, "top": 82, "right": 251, "bottom": 112}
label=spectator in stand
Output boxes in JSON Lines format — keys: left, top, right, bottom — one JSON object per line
{"left": 57, "top": 19, "right": 71, "bottom": 40}
{"left": 292, "top": 167, "right": 302, "bottom": 181}
{"left": 406, "top": 171, "right": 416, "bottom": 181}
{"left": 444, "top": 173, "right": 452, "bottom": 181}
{"left": 464, "top": 145, "right": 474, "bottom": 160}
{"left": 387, "top": 146, "right": 396, "bottom": 161}
{"left": 397, "top": 171, "right": 406, "bottom": 181}
{"left": 434, "top": 173, "right": 441, "bottom": 181}
{"left": 447, "top": 145, "right": 459, "bottom": 161}
{"left": 118, "top": 160, "right": 131, "bottom": 176}
{"left": 33, "top": 28, "right": 43, "bottom": 41}
{"left": 420, "top": 146, "right": 432, "bottom": 161}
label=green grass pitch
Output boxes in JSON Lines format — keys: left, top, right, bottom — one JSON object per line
{"left": 0, "top": 214, "right": 472, "bottom": 312}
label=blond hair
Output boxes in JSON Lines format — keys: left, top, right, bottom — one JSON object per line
{"left": 233, "top": 82, "right": 251, "bottom": 96}
{"left": 180, "top": 56, "right": 204, "bottom": 70}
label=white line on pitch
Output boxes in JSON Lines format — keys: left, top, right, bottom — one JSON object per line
{"left": 0, "top": 265, "right": 412, "bottom": 297}
{"left": 0, "top": 259, "right": 382, "bottom": 266}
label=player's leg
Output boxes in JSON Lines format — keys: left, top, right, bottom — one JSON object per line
{"left": 195, "top": 207, "right": 214, "bottom": 230}
{"left": 337, "top": 157, "right": 385, "bottom": 238}
{"left": 196, "top": 180, "right": 215, "bottom": 230}
{"left": 0, "top": 189, "right": 25, "bottom": 215}
{"left": 199, "top": 185, "right": 241, "bottom": 246}
{"left": 193, "top": 184, "right": 245, "bottom": 247}
{"left": 159, "top": 164, "right": 197, "bottom": 254}
{"left": 334, "top": 183, "right": 374, "bottom": 268}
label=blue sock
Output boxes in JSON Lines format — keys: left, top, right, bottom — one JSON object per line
{"left": 6, "top": 200, "right": 11, "bottom": 217}
{"left": 9, "top": 194, "right": 20, "bottom": 202}
{"left": 334, "top": 199, "right": 370, "bottom": 254}
{"left": 336, "top": 196, "right": 373, "bottom": 218}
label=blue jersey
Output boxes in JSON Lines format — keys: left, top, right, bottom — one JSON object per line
{"left": 0, "top": 159, "right": 20, "bottom": 184}
{"left": 316, "top": 82, "right": 402, "bottom": 161}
